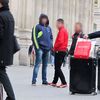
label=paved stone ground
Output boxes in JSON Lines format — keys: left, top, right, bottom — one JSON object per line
{"left": 3, "top": 65, "right": 100, "bottom": 100}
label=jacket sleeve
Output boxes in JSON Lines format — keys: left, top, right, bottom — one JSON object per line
{"left": 0, "top": 16, "right": 4, "bottom": 40}
{"left": 50, "top": 28, "right": 53, "bottom": 47}
{"left": 50, "top": 28, "right": 53, "bottom": 40}
{"left": 54, "top": 30, "right": 65, "bottom": 49}
{"left": 31, "top": 25, "right": 39, "bottom": 49}
{"left": 88, "top": 31, "right": 100, "bottom": 39}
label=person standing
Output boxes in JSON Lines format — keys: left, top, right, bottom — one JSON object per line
{"left": 0, "top": 0, "right": 16, "bottom": 100}
{"left": 69, "top": 22, "right": 84, "bottom": 55}
{"left": 32, "top": 14, "right": 53, "bottom": 85}
{"left": 49, "top": 19, "right": 68, "bottom": 88}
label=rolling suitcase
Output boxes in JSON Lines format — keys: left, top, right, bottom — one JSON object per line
{"left": 70, "top": 57, "right": 97, "bottom": 95}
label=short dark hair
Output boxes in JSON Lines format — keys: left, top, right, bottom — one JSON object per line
{"left": 57, "top": 18, "right": 64, "bottom": 24}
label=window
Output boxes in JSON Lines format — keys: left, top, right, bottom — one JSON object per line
{"left": 93, "top": 23, "right": 97, "bottom": 31}
{"left": 94, "top": 0, "right": 98, "bottom": 4}
{"left": 94, "top": 0, "right": 99, "bottom": 7}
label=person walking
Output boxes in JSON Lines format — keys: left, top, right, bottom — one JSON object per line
{"left": 49, "top": 19, "right": 68, "bottom": 88}
{"left": 32, "top": 14, "right": 53, "bottom": 85}
{"left": 0, "top": 0, "right": 16, "bottom": 100}
{"left": 69, "top": 22, "right": 84, "bottom": 55}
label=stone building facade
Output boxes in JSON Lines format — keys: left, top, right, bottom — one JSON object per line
{"left": 93, "top": 0, "right": 100, "bottom": 31}
{"left": 9, "top": 0, "right": 94, "bottom": 66}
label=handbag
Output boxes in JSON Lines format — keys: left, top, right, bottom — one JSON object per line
{"left": 13, "top": 36, "right": 20, "bottom": 54}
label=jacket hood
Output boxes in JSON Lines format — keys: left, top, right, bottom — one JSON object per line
{"left": 39, "top": 14, "right": 49, "bottom": 26}
{"left": 0, "top": 0, "right": 9, "bottom": 7}
{"left": 0, "top": 0, "right": 9, "bottom": 11}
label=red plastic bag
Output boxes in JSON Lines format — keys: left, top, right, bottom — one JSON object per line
{"left": 74, "top": 39, "right": 91, "bottom": 59}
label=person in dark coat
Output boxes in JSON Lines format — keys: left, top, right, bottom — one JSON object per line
{"left": 69, "top": 22, "right": 84, "bottom": 55}
{"left": 88, "top": 31, "right": 100, "bottom": 39}
{"left": 0, "top": 0, "right": 15, "bottom": 100}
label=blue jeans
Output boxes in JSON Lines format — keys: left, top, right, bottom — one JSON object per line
{"left": 32, "top": 49, "right": 49, "bottom": 83}
{"left": 49, "top": 51, "right": 54, "bottom": 65}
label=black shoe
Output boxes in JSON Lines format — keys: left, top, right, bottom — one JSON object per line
{"left": 32, "top": 82, "right": 36, "bottom": 86}
{"left": 42, "top": 82, "right": 48, "bottom": 85}
{"left": 6, "top": 97, "right": 15, "bottom": 100}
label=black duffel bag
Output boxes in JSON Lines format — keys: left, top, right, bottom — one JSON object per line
{"left": 13, "top": 36, "right": 20, "bottom": 54}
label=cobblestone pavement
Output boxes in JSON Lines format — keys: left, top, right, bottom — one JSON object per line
{"left": 3, "top": 65, "right": 100, "bottom": 100}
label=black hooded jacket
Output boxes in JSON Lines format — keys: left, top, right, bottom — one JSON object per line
{"left": 0, "top": 0, "right": 15, "bottom": 66}
{"left": 88, "top": 31, "right": 100, "bottom": 39}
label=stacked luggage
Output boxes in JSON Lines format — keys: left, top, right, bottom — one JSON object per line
{"left": 69, "top": 39, "right": 97, "bottom": 95}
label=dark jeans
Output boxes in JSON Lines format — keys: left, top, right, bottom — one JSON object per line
{"left": 0, "top": 67, "right": 15, "bottom": 100}
{"left": 98, "top": 59, "right": 100, "bottom": 90}
{"left": 53, "top": 52, "right": 67, "bottom": 84}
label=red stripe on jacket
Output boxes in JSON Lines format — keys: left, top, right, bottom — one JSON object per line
{"left": 54, "top": 26, "right": 69, "bottom": 52}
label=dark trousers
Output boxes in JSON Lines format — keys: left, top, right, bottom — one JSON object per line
{"left": 98, "top": 59, "right": 100, "bottom": 90}
{"left": 0, "top": 67, "right": 15, "bottom": 100}
{"left": 53, "top": 52, "right": 67, "bottom": 84}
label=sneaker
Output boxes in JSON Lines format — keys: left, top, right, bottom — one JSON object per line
{"left": 48, "top": 83, "right": 57, "bottom": 87}
{"left": 42, "top": 82, "right": 49, "bottom": 85}
{"left": 57, "top": 84, "right": 67, "bottom": 88}
{"left": 32, "top": 82, "right": 36, "bottom": 86}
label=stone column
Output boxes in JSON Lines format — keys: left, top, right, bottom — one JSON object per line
{"left": 78, "top": 0, "right": 93, "bottom": 34}
{"left": 34, "top": 0, "right": 42, "bottom": 24}
{"left": 9, "top": 0, "right": 20, "bottom": 65}
{"left": 42, "top": 0, "right": 48, "bottom": 14}
{"left": 52, "top": 0, "right": 59, "bottom": 39}
{"left": 17, "top": 0, "right": 31, "bottom": 66}
{"left": 47, "top": 0, "right": 54, "bottom": 27}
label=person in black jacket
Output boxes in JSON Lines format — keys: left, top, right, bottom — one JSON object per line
{"left": 0, "top": 0, "right": 15, "bottom": 100}
{"left": 69, "top": 22, "right": 84, "bottom": 55}
{"left": 88, "top": 31, "right": 100, "bottom": 39}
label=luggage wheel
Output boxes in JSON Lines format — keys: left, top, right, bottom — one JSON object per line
{"left": 97, "top": 90, "right": 100, "bottom": 94}
{"left": 70, "top": 92, "right": 75, "bottom": 95}
{"left": 91, "top": 92, "right": 97, "bottom": 96}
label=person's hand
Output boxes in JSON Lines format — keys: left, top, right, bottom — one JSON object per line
{"left": 52, "top": 48, "right": 54, "bottom": 52}
{"left": 83, "top": 35, "right": 88, "bottom": 39}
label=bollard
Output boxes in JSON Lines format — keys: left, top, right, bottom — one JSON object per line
{"left": 0, "top": 83, "right": 3, "bottom": 100}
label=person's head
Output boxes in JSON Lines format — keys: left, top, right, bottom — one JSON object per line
{"left": 0, "top": 0, "right": 9, "bottom": 8}
{"left": 0, "top": 2, "right": 3, "bottom": 8}
{"left": 75, "top": 22, "right": 83, "bottom": 33}
{"left": 56, "top": 18, "right": 64, "bottom": 29}
{"left": 39, "top": 14, "right": 49, "bottom": 26}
